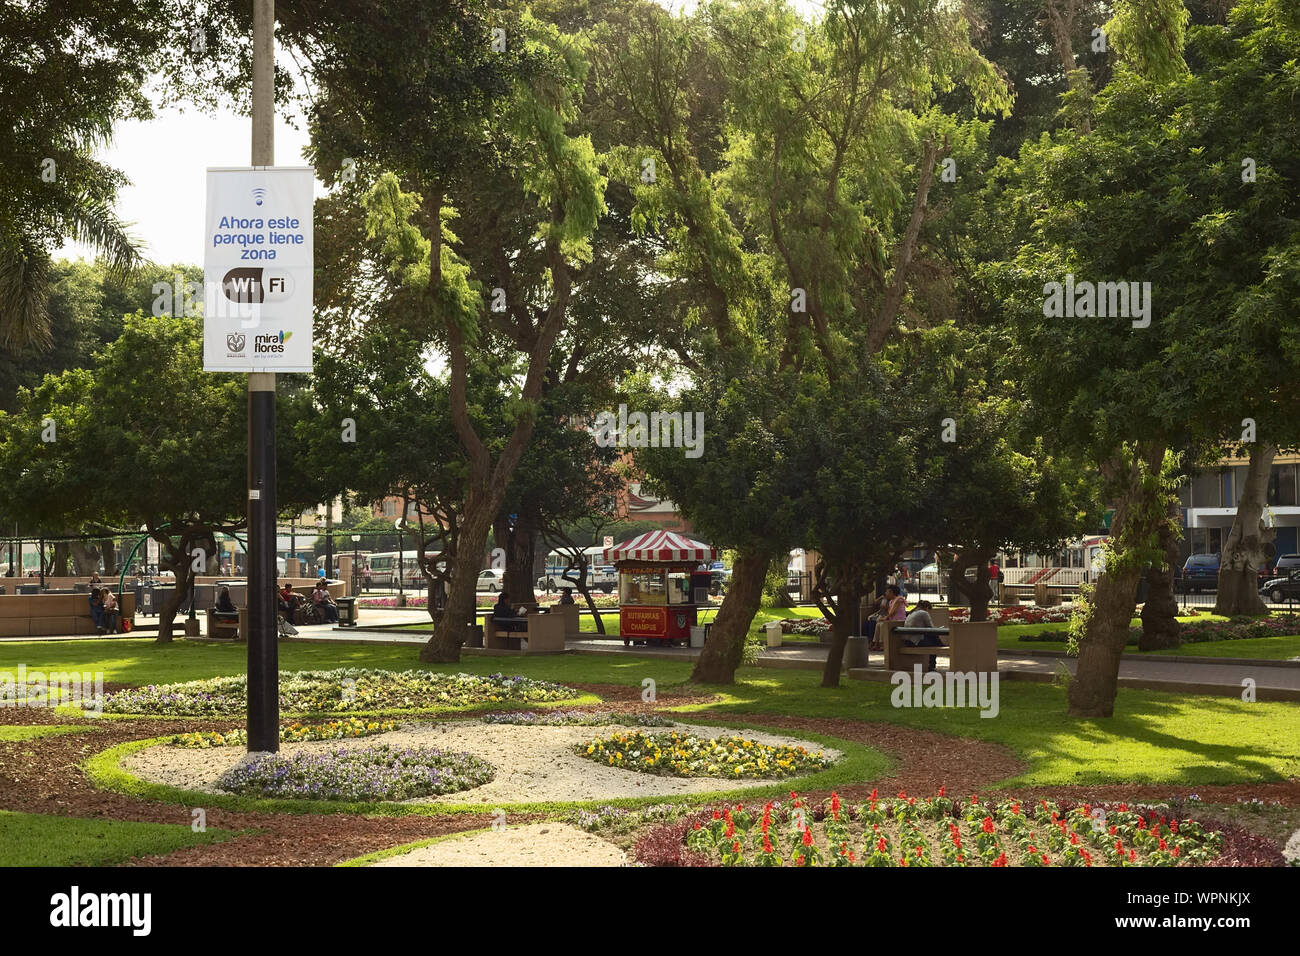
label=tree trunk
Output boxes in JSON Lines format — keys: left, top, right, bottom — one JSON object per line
{"left": 495, "top": 515, "right": 538, "bottom": 608}
{"left": 53, "top": 541, "right": 70, "bottom": 577}
{"left": 420, "top": 492, "right": 496, "bottom": 662}
{"left": 101, "top": 538, "right": 117, "bottom": 576}
{"left": 69, "top": 540, "right": 99, "bottom": 576}
{"left": 1140, "top": 497, "right": 1181, "bottom": 650}
{"left": 821, "top": 566, "right": 863, "bottom": 688}
{"left": 952, "top": 548, "right": 993, "bottom": 622}
{"left": 155, "top": 549, "right": 193, "bottom": 644}
{"left": 689, "top": 550, "right": 771, "bottom": 685}
{"left": 1214, "top": 442, "right": 1276, "bottom": 617}
{"left": 1069, "top": 442, "right": 1167, "bottom": 717}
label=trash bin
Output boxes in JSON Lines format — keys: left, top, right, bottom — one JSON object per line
{"left": 845, "top": 635, "right": 870, "bottom": 670}
{"left": 465, "top": 622, "right": 484, "bottom": 648}
{"left": 764, "top": 621, "right": 783, "bottom": 648}
{"left": 17, "top": 584, "right": 38, "bottom": 595}
{"left": 689, "top": 625, "right": 706, "bottom": 648}
{"left": 336, "top": 596, "right": 358, "bottom": 627}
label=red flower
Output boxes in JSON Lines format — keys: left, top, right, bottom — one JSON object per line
{"left": 897, "top": 790, "right": 907, "bottom": 799}
{"left": 802, "top": 828, "right": 813, "bottom": 847}
{"left": 763, "top": 837, "right": 774, "bottom": 853}
{"left": 1011, "top": 802, "right": 1021, "bottom": 816}
{"left": 915, "top": 846, "right": 923, "bottom": 857}
{"left": 831, "top": 792, "right": 841, "bottom": 816}
{"left": 1109, "top": 825, "right": 1117, "bottom": 836}
{"left": 712, "top": 810, "right": 721, "bottom": 820}
{"left": 1170, "top": 820, "right": 1179, "bottom": 833}
{"left": 1171, "top": 846, "right": 1180, "bottom": 858}
{"left": 1040, "top": 853, "right": 1049, "bottom": 865}
{"left": 1114, "top": 840, "right": 1123, "bottom": 854}
{"left": 1129, "top": 850, "right": 1137, "bottom": 863}
{"left": 1081, "top": 849, "right": 1093, "bottom": 867}
{"left": 991, "top": 853, "right": 1008, "bottom": 867}
{"left": 693, "top": 822, "right": 701, "bottom": 830}
{"left": 938, "top": 786, "right": 946, "bottom": 798}
{"left": 877, "top": 838, "right": 887, "bottom": 853}
{"left": 981, "top": 817, "right": 995, "bottom": 834}
{"left": 1118, "top": 803, "right": 1128, "bottom": 812}
{"left": 1158, "top": 838, "right": 1167, "bottom": 851}
{"left": 1027, "top": 844, "right": 1037, "bottom": 854}
{"left": 1069, "top": 832, "right": 1079, "bottom": 846}
{"left": 899, "top": 855, "right": 909, "bottom": 867}
{"left": 732, "top": 840, "right": 741, "bottom": 854}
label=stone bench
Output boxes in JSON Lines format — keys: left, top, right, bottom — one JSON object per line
{"left": 0, "top": 592, "right": 137, "bottom": 637}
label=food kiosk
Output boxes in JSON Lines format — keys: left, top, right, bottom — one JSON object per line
{"left": 602, "top": 531, "right": 717, "bottom": 645}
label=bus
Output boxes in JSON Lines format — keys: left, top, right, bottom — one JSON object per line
{"left": 537, "top": 547, "right": 617, "bottom": 592}
{"left": 366, "top": 550, "right": 444, "bottom": 589}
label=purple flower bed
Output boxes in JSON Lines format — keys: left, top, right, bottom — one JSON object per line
{"left": 217, "top": 744, "right": 494, "bottom": 801}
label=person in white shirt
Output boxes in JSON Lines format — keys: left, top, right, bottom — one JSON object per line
{"left": 902, "top": 600, "right": 944, "bottom": 672}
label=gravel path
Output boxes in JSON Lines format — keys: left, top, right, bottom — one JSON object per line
{"left": 370, "top": 823, "right": 627, "bottom": 867}
{"left": 121, "top": 721, "right": 843, "bottom": 805}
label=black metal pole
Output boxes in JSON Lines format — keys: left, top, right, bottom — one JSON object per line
{"left": 398, "top": 530, "right": 404, "bottom": 599}
{"left": 246, "top": 0, "right": 278, "bottom": 754}
{"left": 39, "top": 535, "right": 44, "bottom": 588}
{"left": 325, "top": 510, "right": 334, "bottom": 579}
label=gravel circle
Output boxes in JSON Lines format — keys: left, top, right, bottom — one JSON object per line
{"left": 370, "top": 823, "right": 627, "bottom": 867}
{"left": 122, "top": 721, "right": 843, "bottom": 805}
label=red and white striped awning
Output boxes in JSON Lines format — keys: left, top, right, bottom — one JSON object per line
{"left": 603, "top": 531, "right": 718, "bottom": 564}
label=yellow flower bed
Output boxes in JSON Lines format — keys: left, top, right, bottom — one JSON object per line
{"left": 578, "top": 730, "right": 834, "bottom": 779}
{"left": 169, "top": 718, "right": 398, "bottom": 749}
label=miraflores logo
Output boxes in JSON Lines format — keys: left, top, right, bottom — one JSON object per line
{"left": 253, "top": 330, "right": 293, "bottom": 354}
{"left": 1042, "top": 273, "right": 1152, "bottom": 328}
{"left": 890, "top": 664, "right": 999, "bottom": 719}
{"left": 0, "top": 665, "right": 103, "bottom": 716}
{"left": 593, "top": 404, "right": 705, "bottom": 459}
{"left": 49, "top": 886, "right": 151, "bottom": 936}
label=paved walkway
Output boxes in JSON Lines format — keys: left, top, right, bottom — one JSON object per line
{"left": 6, "top": 611, "right": 1298, "bottom": 701}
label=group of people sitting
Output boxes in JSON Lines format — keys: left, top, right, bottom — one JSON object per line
{"left": 277, "top": 581, "right": 339, "bottom": 625}
{"left": 88, "top": 587, "right": 120, "bottom": 634}
{"left": 864, "top": 585, "right": 945, "bottom": 671}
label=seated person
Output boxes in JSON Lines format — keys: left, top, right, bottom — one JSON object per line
{"left": 492, "top": 591, "right": 526, "bottom": 632}
{"left": 277, "top": 583, "right": 300, "bottom": 624}
{"left": 215, "top": 586, "right": 238, "bottom": 615}
{"left": 100, "top": 588, "right": 120, "bottom": 634}
{"left": 88, "top": 589, "right": 106, "bottom": 634}
{"left": 902, "top": 599, "right": 946, "bottom": 672}
{"left": 311, "top": 582, "right": 339, "bottom": 624}
{"left": 558, "top": 588, "right": 576, "bottom": 606}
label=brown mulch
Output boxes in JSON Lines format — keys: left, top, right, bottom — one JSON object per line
{"left": 2, "top": 694, "right": 1294, "bottom": 866}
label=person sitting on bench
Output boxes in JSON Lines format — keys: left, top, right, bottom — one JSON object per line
{"left": 101, "top": 588, "right": 120, "bottom": 634}
{"left": 311, "top": 582, "right": 339, "bottom": 624}
{"left": 492, "top": 591, "right": 527, "bottom": 632}
{"left": 903, "top": 599, "right": 946, "bottom": 672}
{"left": 278, "top": 583, "right": 300, "bottom": 624}
{"left": 89, "top": 589, "right": 106, "bottom": 635}
{"left": 215, "top": 586, "right": 238, "bottom": 614}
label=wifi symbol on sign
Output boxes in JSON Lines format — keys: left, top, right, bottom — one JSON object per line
{"left": 251, "top": 186, "right": 267, "bottom": 206}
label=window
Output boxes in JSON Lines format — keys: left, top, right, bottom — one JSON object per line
{"left": 383, "top": 500, "right": 396, "bottom": 517}
{"left": 1220, "top": 470, "right": 1236, "bottom": 508}
{"left": 1269, "top": 464, "right": 1298, "bottom": 507}
{"left": 621, "top": 569, "right": 666, "bottom": 605}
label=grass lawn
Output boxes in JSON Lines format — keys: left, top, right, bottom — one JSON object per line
{"left": 0, "top": 809, "right": 234, "bottom": 865}
{"left": 997, "top": 615, "right": 1300, "bottom": 660}
{"left": 3, "top": 637, "right": 1298, "bottom": 788}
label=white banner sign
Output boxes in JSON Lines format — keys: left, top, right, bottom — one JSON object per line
{"left": 203, "top": 166, "right": 314, "bottom": 372}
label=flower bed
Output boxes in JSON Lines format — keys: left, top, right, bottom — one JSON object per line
{"left": 948, "top": 606, "right": 1077, "bottom": 625}
{"left": 578, "top": 730, "right": 835, "bottom": 779}
{"left": 642, "top": 790, "right": 1223, "bottom": 867}
{"left": 217, "top": 744, "right": 494, "bottom": 801}
{"left": 168, "top": 718, "right": 399, "bottom": 749}
{"left": 1015, "top": 613, "right": 1300, "bottom": 647}
{"left": 780, "top": 617, "right": 831, "bottom": 635}
{"left": 103, "top": 668, "right": 580, "bottom": 717}
{"left": 484, "top": 709, "right": 674, "bottom": 727}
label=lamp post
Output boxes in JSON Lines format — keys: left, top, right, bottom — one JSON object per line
{"left": 351, "top": 534, "right": 360, "bottom": 593}
{"left": 325, "top": 505, "right": 334, "bottom": 579}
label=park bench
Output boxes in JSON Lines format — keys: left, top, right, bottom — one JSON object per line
{"left": 0, "top": 592, "right": 136, "bottom": 637}
{"left": 206, "top": 608, "right": 242, "bottom": 640}
{"left": 482, "top": 609, "right": 566, "bottom": 653}
{"left": 882, "top": 620, "right": 997, "bottom": 675}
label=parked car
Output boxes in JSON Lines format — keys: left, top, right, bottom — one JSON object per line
{"left": 1180, "top": 553, "right": 1220, "bottom": 592}
{"left": 476, "top": 568, "right": 505, "bottom": 592}
{"left": 1260, "top": 569, "right": 1300, "bottom": 605}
